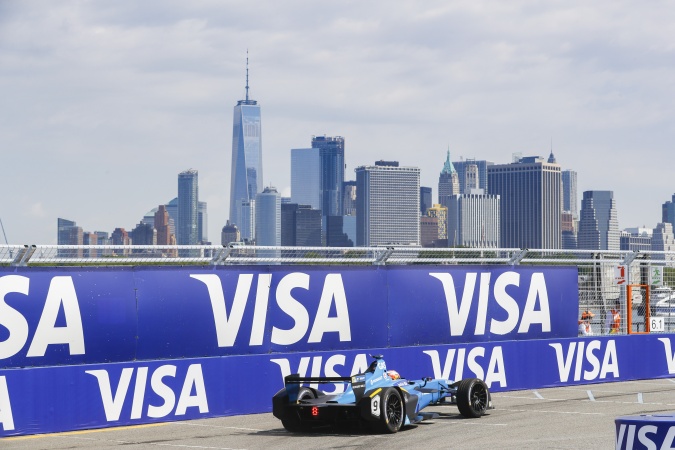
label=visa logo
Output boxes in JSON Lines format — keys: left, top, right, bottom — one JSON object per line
{"left": 549, "top": 340, "right": 619, "bottom": 382}
{"left": 86, "top": 364, "right": 208, "bottom": 422}
{"left": 192, "top": 273, "right": 351, "bottom": 347}
{"left": 0, "top": 275, "right": 85, "bottom": 360}
{"left": 423, "top": 347, "right": 507, "bottom": 388}
{"left": 615, "top": 423, "right": 675, "bottom": 450}
{"left": 430, "top": 272, "right": 551, "bottom": 337}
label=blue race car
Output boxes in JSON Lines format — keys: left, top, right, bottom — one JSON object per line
{"left": 272, "top": 355, "right": 493, "bottom": 433}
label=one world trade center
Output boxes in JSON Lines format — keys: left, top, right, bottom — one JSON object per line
{"left": 229, "top": 54, "right": 262, "bottom": 234}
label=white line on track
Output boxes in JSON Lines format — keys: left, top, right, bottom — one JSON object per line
{"left": 499, "top": 408, "right": 602, "bottom": 416}
{"left": 54, "top": 435, "right": 247, "bottom": 450}
{"left": 171, "top": 422, "right": 263, "bottom": 432}
{"left": 638, "top": 393, "right": 644, "bottom": 404}
{"left": 587, "top": 390, "right": 596, "bottom": 401}
{"left": 534, "top": 391, "right": 544, "bottom": 399}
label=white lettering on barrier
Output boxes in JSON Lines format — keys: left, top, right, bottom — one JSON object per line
{"left": 429, "top": 272, "right": 551, "bottom": 337}
{"left": 191, "top": 273, "right": 351, "bottom": 347}
{"left": 616, "top": 424, "right": 675, "bottom": 450}
{"left": 0, "top": 275, "right": 85, "bottom": 360}
{"left": 549, "top": 340, "right": 619, "bottom": 383}
{"left": 0, "top": 376, "right": 14, "bottom": 431}
{"left": 658, "top": 338, "right": 675, "bottom": 374}
{"left": 86, "top": 364, "right": 208, "bottom": 422}
{"left": 423, "top": 348, "right": 507, "bottom": 388}
{"left": 271, "top": 354, "right": 369, "bottom": 394}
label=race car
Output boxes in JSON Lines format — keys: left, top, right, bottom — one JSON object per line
{"left": 273, "top": 354, "right": 493, "bottom": 433}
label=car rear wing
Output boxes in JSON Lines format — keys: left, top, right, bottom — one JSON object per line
{"left": 284, "top": 373, "right": 367, "bottom": 402}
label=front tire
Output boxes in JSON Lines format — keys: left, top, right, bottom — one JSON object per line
{"left": 281, "top": 387, "right": 316, "bottom": 432}
{"left": 377, "top": 387, "right": 404, "bottom": 433}
{"left": 456, "top": 378, "right": 489, "bottom": 418}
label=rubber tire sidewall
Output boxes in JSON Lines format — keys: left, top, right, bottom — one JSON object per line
{"left": 456, "top": 378, "right": 489, "bottom": 418}
{"left": 378, "top": 387, "right": 404, "bottom": 433}
{"left": 281, "top": 387, "right": 317, "bottom": 432}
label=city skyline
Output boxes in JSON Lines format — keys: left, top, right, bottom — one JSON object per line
{"left": 2, "top": 2, "right": 675, "bottom": 245}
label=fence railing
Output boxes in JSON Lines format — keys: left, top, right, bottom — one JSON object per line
{"left": 3, "top": 244, "right": 675, "bottom": 337}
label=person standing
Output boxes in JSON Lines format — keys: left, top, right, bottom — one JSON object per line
{"left": 605, "top": 300, "right": 622, "bottom": 334}
{"left": 579, "top": 311, "right": 595, "bottom": 335}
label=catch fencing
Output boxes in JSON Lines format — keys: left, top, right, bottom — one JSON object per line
{"left": 2, "top": 244, "right": 675, "bottom": 336}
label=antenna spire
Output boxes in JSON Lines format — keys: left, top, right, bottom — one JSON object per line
{"left": 245, "top": 50, "right": 250, "bottom": 102}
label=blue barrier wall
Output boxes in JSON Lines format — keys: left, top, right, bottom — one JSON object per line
{"left": 4, "top": 335, "right": 675, "bottom": 436}
{"left": 0, "top": 265, "right": 577, "bottom": 368}
{"left": 8, "top": 264, "right": 658, "bottom": 437}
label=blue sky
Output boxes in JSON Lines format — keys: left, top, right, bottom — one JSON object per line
{"left": 1, "top": 1, "right": 674, "bottom": 244}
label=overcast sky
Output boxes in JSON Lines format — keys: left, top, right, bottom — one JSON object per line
{"left": 1, "top": 1, "right": 674, "bottom": 245}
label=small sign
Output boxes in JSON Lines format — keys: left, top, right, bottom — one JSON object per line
{"left": 615, "top": 265, "right": 627, "bottom": 285}
{"left": 650, "top": 266, "right": 664, "bottom": 286}
{"left": 651, "top": 317, "right": 665, "bottom": 332}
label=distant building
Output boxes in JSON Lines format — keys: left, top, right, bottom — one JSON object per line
{"left": 177, "top": 169, "right": 199, "bottom": 246}
{"left": 198, "top": 201, "right": 208, "bottom": 244}
{"left": 57, "top": 218, "right": 83, "bottom": 257}
{"left": 326, "top": 215, "right": 353, "bottom": 247}
{"left": 221, "top": 220, "right": 240, "bottom": 245}
{"left": 446, "top": 191, "right": 500, "bottom": 248}
{"left": 229, "top": 56, "right": 263, "bottom": 229}
{"left": 343, "top": 180, "right": 357, "bottom": 216}
{"left": 83, "top": 232, "right": 98, "bottom": 258}
{"left": 452, "top": 159, "right": 493, "bottom": 194}
{"left": 438, "top": 150, "right": 460, "bottom": 207}
{"left": 111, "top": 228, "right": 131, "bottom": 256}
{"left": 561, "top": 211, "right": 577, "bottom": 250}
{"left": 487, "top": 155, "right": 561, "bottom": 249}
{"left": 281, "top": 203, "right": 299, "bottom": 246}
{"left": 577, "top": 190, "right": 620, "bottom": 250}
{"left": 420, "top": 216, "right": 439, "bottom": 247}
{"left": 355, "top": 161, "right": 420, "bottom": 246}
{"left": 662, "top": 194, "right": 675, "bottom": 229}
{"left": 312, "top": 135, "right": 345, "bottom": 218}
{"left": 154, "top": 205, "right": 175, "bottom": 246}
{"left": 291, "top": 148, "right": 321, "bottom": 210}
{"left": 620, "top": 229, "right": 652, "bottom": 252}
{"left": 130, "top": 222, "right": 156, "bottom": 247}
{"left": 255, "top": 186, "right": 281, "bottom": 246}
{"left": 296, "top": 205, "right": 323, "bottom": 246}
{"left": 562, "top": 170, "right": 578, "bottom": 219}
{"left": 426, "top": 204, "right": 448, "bottom": 240}
{"left": 239, "top": 200, "right": 255, "bottom": 243}
{"left": 420, "top": 186, "right": 432, "bottom": 215}
{"left": 652, "top": 222, "right": 675, "bottom": 261}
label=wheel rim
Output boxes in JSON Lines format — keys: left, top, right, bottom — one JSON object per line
{"left": 386, "top": 392, "right": 403, "bottom": 426}
{"left": 470, "top": 383, "right": 488, "bottom": 413}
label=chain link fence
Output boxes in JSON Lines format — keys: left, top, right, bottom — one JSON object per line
{"left": 2, "top": 244, "right": 675, "bottom": 337}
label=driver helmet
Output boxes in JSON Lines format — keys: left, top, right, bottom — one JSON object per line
{"left": 387, "top": 370, "right": 400, "bottom": 380}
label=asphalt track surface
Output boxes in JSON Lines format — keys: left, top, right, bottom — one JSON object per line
{"left": 6, "top": 379, "right": 675, "bottom": 449}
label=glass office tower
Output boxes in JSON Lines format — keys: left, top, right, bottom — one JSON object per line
{"left": 177, "top": 169, "right": 199, "bottom": 246}
{"left": 229, "top": 57, "right": 262, "bottom": 228}
{"left": 312, "top": 136, "right": 345, "bottom": 218}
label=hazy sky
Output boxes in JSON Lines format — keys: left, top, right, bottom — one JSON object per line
{"left": 1, "top": 1, "right": 674, "bottom": 245}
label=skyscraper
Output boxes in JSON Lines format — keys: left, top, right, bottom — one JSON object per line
{"left": 57, "top": 218, "right": 83, "bottom": 257}
{"left": 452, "top": 159, "right": 493, "bottom": 194}
{"left": 355, "top": 161, "right": 420, "bottom": 246}
{"left": 177, "top": 169, "right": 199, "bottom": 246}
{"left": 446, "top": 192, "right": 500, "bottom": 248}
{"left": 426, "top": 204, "right": 448, "bottom": 240}
{"left": 420, "top": 186, "right": 432, "bottom": 215}
{"left": 487, "top": 156, "right": 561, "bottom": 249}
{"left": 312, "top": 135, "right": 345, "bottom": 218}
{"left": 343, "top": 180, "right": 357, "bottom": 216}
{"left": 662, "top": 194, "right": 675, "bottom": 229}
{"left": 577, "top": 190, "right": 620, "bottom": 250}
{"left": 198, "top": 201, "right": 208, "bottom": 244}
{"left": 255, "top": 186, "right": 281, "bottom": 246}
{"left": 291, "top": 147, "right": 321, "bottom": 209}
{"left": 651, "top": 222, "right": 675, "bottom": 261}
{"left": 562, "top": 170, "right": 578, "bottom": 219}
{"left": 438, "top": 150, "right": 460, "bottom": 207}
{"left": 229, "top": 54, "right": 263, "bottom": 228}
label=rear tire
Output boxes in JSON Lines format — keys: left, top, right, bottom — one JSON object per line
{"left": 377, "top": 387, "right": 404, "bottom": 433}
{"left": 456, "top": 378, "right": 489, "bottom": 418}
{"left": 281, "top": 387, "right": 316, "bottom": 432}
